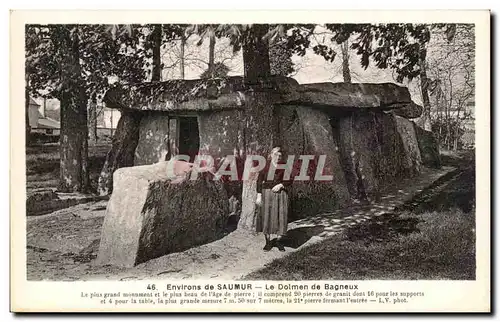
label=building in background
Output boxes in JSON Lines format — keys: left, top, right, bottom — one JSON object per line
{"left": 96, "top": 105, "right": 121, "bottom": 139}
{"left": 100, "top": 106, "right": 121, "bottom": 130}
{"left": 28, "top": 97, "right": 122, "bottom": 142}
{"left": 461, "top": 100, "right": 475, "bottom": 149}
{"left": 28, "top": 97, "right": 60, "bottom": 136}
{"left": 427, "top": 97, "right": 475, "bottom": 150}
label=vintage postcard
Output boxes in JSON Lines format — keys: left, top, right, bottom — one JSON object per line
{"left": 10, "top": 9, "right": 490, "bottom": 312}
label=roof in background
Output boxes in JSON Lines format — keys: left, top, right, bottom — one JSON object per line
{"left": 29, "top": 97, "right": 40, "bottom": 106}
{"left": 45, "top": 109, "right": 60, "bottom": 122}
{"left": 36, "top": 117, "right": 60, "bottom": 129}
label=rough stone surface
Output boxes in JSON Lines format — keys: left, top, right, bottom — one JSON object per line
{"left": 103, "top": 76, "right": 300, "bottom": 112}
{"left": 238, "top": 92, "right": 276, "bottom": 230}
{"left": 198, "top": 110, "right": 245, "bottom": 204}
{"left": 25, "top": 189, "right": 84, "bottom": 216}
{"left": 97, "top": 111, "right": 141, "bottom": 196}
{"left": 375, "top": 112, "right": 424, "bottom": 187}
{"left": 27, "top": 192, "right": 105, "bottom": 217}
{"left": 290, "top": 106, "right": 350, "bottom": 219}
{"left": 414, "top": 123, "right": 442, "bottom": 168}
{"left": 104, "top": 79, "right": 421, "bottom": 115}
{"left": 134, "top": 112, "right": 170, "bottom": 166}
{"left": 96, "top": 161, "right": 229, "bottom": 268}
{"left": 297, "top": 82, "right": 412, "bottom": 109}
{"left": 334, "top": 111, "right": 423, "bottom": 201}
{"left": 99, "top": 79, "right": 427, "bottom": 232}
{"left": 389, "top": 102, "right": 423, "bottom": 119}
{"left": 374, "top": 112, "right": 409, "bottom": 183}
{"left": 393, "top": 114, "right": 422, "bottom": 176}
{"left": 198, "top": 109, "right": 245, "bottom": 204}
{"left": 335, "top": 112, "right": 382, "bottom": 201}
{"left": 277, "top": 105, "right": 306, "bottom": 156}
{"left": 198, "top": 110, "right": 245, "bottom": 161}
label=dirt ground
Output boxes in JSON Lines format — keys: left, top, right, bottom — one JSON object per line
{"left": 25, "top": 164, "right": 456, "bottom": 281}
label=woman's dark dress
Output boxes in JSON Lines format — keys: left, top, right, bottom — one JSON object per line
{"left": 255, "top": 162, "right": 292, "bottom": 235}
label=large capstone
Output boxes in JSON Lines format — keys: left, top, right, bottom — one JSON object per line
{"left": 96, "top": 161, "right": 229, "bottom": 268}
{"left": 298, "top": 82, "right": 414, "bottom": 109}
{"left": 389, "top": 102, "right": 423, "bottom": 119}
{"left": 103, "top": 76, "right": 300, "bottom": 112}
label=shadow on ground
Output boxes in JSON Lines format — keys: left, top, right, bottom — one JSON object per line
{"left": 398, "top": 151, "right": 475, "bottom": 214}
{"left": 277, "top": 225, "right": 326, "bottom": 249}
{"left": 345, "top": 213, "right": 422, "bottom": 245}
{"left": 243, "top": 151, "right": 476, "bottom": 281}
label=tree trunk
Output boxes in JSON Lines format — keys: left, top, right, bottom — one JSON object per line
{"left": 180, "top": 34, "right": 186, "bottom": 79}
{"left": 242, "top": 24, "right": 271, "bottom": 82}
{"left": 58, "top": 25, "right": 89, "bottom": 193}
{"left": 208, "top": 30, "right": 216, "bottom": 78}
{"left": 445, "top": 102, "right": 450, "bottom": 150}
{"left": 418, "top": 48, "right": 432, "bottom": 131}
{"left": 25, "top": 86, "right": 31, "bottom": 146}
{"left": 446, "top": 74, "right": 453, "bottom": 150}
{"left": 97, "top": 111, "right": 142, "bottom": 196}
{"left": 341, "top": 40, "right": 352, "bottom": 83}
{"left": 88, "top": 93, "right": 98, "bottom": 143}
{"left": 110, "top": 111, "right": 114, "bottom": 137}
{"left": 151, "top": 24, "right": 162, "bottom": 82}
{"left": 435, "top": 89, "right": 441, "bottom": 144}
{"left": 454, "top": 105, "right": 462, "bottom": 151}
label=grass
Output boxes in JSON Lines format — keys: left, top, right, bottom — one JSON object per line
{"left": 244, "top": 209, "right": 475, "bottom": 280}
{"left": 244, "top": 151, "right": 476, "bottom": 281}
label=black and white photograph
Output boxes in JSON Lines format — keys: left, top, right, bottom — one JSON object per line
{"left": 10, "top": 9, "right": 490, "bottom": 312}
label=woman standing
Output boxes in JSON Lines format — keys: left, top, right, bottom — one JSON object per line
{"left": 255, "top": 147, "right": 291, "bottom": 252}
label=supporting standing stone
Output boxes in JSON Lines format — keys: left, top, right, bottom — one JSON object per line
{"left": 413, "top": 123, "right": 442, "bottom": 169}
{"left": 97, "top": 111, "right": 142, "bottom": 196}
{"left": 292, "top": 106, "right": 350, "bottom": 217}
{"left": 336, "top": 112, "right": 382, "bottom": 201}
{"left": 393, "top": 114, "right": 422, "bottom": 176}
{"left": 198, "top": 109, "right": 245, "bottom": 160}
{"left": 96, "top": 161, "right": 229, "bottom": 268}
{"left": 134, "top": 112, "right": 170, "bottom": 166}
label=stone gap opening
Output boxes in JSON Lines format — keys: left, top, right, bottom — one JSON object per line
{"left": 178, "top": 116, "right": 200, "bottom": 162}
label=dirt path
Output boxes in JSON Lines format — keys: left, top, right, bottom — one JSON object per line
{"left": 26, "top": 166, "right": 456, "bottom": 281}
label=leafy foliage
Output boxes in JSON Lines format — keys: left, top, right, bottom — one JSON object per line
{"left": 190, "top": 24, "right": 335, "bottom": 72}
{"left": 426, "top": 24, "right": 475, "bottom": 149}
{"left": 200, "top": 62, "right": 230, "bottom": 79}
{"left": 26, "top": 24, "right": 151, "bottom": 102}
{"left": 321, "top": 23, "right": 459, "bottom": 83}
{"left": 269, "top": 41, "right": 294, "bottom": 76}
